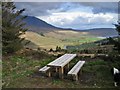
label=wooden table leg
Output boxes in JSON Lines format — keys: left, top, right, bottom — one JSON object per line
{"left": 59, "top": 67, "right": 64, "bottom": 79}
{"left": 47, "top": 71, "right": 51, "bottom": 77}
{"left": 73, "top": 75, "right": 78, "bottom": 81}
{"left": 75, "top": 75, "right": 78, "bottom": 81}
{"left": 55, "top": 67, "right": 58, "bottom": 72}
{"left": 67, "top": 63, "right": 69, "bottom": 70}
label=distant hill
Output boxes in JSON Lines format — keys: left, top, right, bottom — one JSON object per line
{"left": 83, "top": 28, "right": 118, "bottom": 37}
{"left": 24, "top": 16, "right": 118, "bottom": 37}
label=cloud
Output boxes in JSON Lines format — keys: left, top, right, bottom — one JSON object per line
{"left": 15, "top": 2, "right": 118, "bottom": 29}
{"left": 15, "top": 2, "right": 118, "bottom": 16}
{"left": 38, "top": 11, "right": 117, "bottom": 29}
{"left": 15, "top": 2, "right": 64, "bottom": 16}
{"left": 78, "top": 2, "right": 118, "bottom": 14}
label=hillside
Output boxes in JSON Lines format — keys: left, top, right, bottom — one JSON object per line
{"left": 22, "top": 16, "right": 118, "bottom": 50}
{"left": 22, "top": 31, "right": 101, "bottom": 50}
{"left": 24, "top": 16, "right": 62, "bottom": 33}
{"left": 85, "top": 28, "right": 117, "bottom": 37}
{"left": 24, "top": 16, "right": 117, "bottom": 37}
{"left": 22, "top": 31, "right": 66, "bottom": 50}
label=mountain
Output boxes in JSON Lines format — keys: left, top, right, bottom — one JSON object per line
{"left": 24, "top": 16, "right": 118, "bottom": 37}
{"left": 24, "top": 16, "right": 57, "bottom": 29}
{"left": 24, "top": 16, "right": 65, "bottom": 33}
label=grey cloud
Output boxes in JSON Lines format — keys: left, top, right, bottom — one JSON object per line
{"left": 77, "top": 2, "right": 118, "bottom": 14}
{"left": 56, "top": 2, "right": 118, "bottom": 14}
{"left": 15, "top": 2, "right": 64, "bottom": 16}
{"left": 15, "top": 2, "right": 118, "bottom": 17}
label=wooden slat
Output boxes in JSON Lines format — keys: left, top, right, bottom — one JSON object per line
{"left": 61, "top": 55, "right": 77, "bottom": 67}
{"left": 47, "top": 54, "right": 76, "bottom": 67}
{"left": 39, "top": 66, "right": 50, "bottom": 72}
{"left": 48, "top": 54, "right": 72, "bottom": 65}
{"left": 48, "top": 54, "right": 70, "bottom": 65}
{"left": 68, "top": 61, "right": 85, "bottom": 75}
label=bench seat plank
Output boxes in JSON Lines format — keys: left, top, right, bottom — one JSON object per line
{"left": 68, "top": 61, "right": 85, "bottom": 75}
{"left": 68, "top": 61, "right": 85, "bottom": 81}
{"left": 39, "top": 66, "right": 50, "bottom": 72}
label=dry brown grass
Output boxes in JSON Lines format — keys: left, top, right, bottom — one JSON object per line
{"left": 21, "top": 30, "right": 100, "bottom": 50}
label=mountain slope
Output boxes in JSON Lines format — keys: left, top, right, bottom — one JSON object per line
{"left": 24, "top": 16, "right": 117, "bottom": 37}
{"left": 24, "top": 16, "right": 63, "bottom": 33}
{"left": 24, "top": 16, "right": 57, "bottom": 29}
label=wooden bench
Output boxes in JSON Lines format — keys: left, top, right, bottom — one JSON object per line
{"left": 68, "top": 61, "right": 85, "bottom": 81}
{"left": 39, "top": 66, "right": 51, "bottom": 77}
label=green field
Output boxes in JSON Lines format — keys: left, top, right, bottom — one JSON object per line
{"left": 66, "top": 42, "right": 98, "bottom": 51}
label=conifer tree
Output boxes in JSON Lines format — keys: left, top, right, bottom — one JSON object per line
{"left": 113, "top": 21, "right": 120, "bottom": 53}
{"left": 2, "top": 2, "right": 27, "bottom": 54}
{"left": 109, "top": 21, "right": 120, "bottom": 53}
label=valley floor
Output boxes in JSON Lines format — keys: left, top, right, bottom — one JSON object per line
{"left": 22, "top": 31, "right": 101, "bottom": 50}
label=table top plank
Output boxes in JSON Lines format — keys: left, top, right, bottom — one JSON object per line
{"left": 47, "top": 54, "right": 76, "bottom": 67}
{"left": 49, "top": 54, "right": 70, "bottom": 65}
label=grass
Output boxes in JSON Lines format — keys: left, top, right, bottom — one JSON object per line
{"left": 23, "top": 31, "right": 65, "bottom": 50}
{"left": 82, "top": 60, "right": 114, "bottom": 87}
{"left": 86, "top": 60, "right": 107, "bottom": 66}
{"left": 63, "top": 36, "right": 100, "bottom": 43}
{"left": 66, "top": 42, "right": 98, "bottom": 51}
{"left": 2, "top": 51, "right": 120, "bottom": 88}
{"left": 22, "top": 31, "right": 101, "bottom": 50}
{"left": 2, "top": 52, "right": 55, "bottom": 87}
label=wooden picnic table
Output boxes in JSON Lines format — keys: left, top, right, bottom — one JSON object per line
{"left": 47, "top": 54, "right": 76, "bottom": 79}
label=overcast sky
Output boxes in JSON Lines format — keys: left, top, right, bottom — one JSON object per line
{"left": 15, "top": 2, "right": 118, "bottom": 30}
